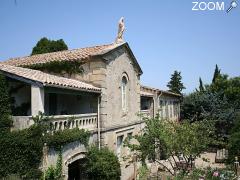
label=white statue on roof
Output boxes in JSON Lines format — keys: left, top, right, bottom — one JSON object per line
{"left": 115, "top": 17, "right": 125, "bottom": 44}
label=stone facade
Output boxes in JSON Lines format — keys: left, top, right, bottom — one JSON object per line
{"left": 1, "top": 42, "right": 181, "bottom": 180}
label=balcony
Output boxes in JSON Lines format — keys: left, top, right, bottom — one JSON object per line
{"left": 12, "top": 113, "right": 98, "bottom": 131}
{"left": 50, "top": 113, "right": 97, "bottom": 131}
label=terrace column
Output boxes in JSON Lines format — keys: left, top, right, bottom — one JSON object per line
{"left": 31, "top": 85, "right": 45, "bottom": 116}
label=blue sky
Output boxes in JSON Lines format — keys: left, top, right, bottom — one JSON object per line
{"left": 0, "top": 0, "right": 239, "bottom": 93}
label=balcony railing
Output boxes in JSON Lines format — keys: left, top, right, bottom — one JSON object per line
{"left": 50, "top": 113, "right": 98, "bottom": 131}
{"left": 12, "top": 113, "right": 98, "bottom": 131}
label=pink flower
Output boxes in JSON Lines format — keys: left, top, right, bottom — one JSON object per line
{"left": 213, "top": 171, "right": 219, "bottom": 177}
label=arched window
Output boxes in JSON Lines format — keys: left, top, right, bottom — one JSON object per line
{"left": 121, "top": 76, "right": 128, "bottom": 111}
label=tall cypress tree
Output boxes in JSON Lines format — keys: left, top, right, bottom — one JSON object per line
{"left": 0, "top": 74, "right": 12, "bottom": 132}
{"left": 199, "top": 77, "right": 205, "bottom": 92}
{"left": 212, "top": 64, "right": 221, "bottom": 84}
{"left": 167, "top": 70, "right": 185, "bottom": 94}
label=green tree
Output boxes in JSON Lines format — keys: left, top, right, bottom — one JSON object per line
{"left": 31, "top": 37, "right": 68, "bottom": 55}
{"left": 198, "top": 77, "right": 205, "bottom": 92}
{"left": 228, "top": 114, "right": 240, "bottom": 163}
{"left": 210, "top": 74, "right": 240, "bottom": 108}
{"left": 182, "top": 66, "right": 240, "bottom": 148}
{"left": 212, "top": 64, "right": 221, "bottom": 84}
{"left": 0, "top": 74, "right": 12, "bottom": 132}
{"left": 167, "top": 70, "right": 185, "bottom": 94}
{"left": 85, "top": 146, "right": 121, "bottom": 180}
{"left": 126, "top": 116, "right": 215, "bottom": 175}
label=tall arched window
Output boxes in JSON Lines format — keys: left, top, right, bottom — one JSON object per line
{"left": 121, "top": 76, "right": 128, "bottom": 111}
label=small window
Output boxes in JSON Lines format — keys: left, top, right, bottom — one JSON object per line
{"left": 170, "top": 101, "right": 173, "bottom": 118}
{"left": 159, "top": 99, "right": 164, "bottom": 118}
{"left": 117, "top": 135, "right": 124, "bottom": 157}
{"left": 165, "top": 101, "right": 169, "bottom": 119}
{"left": 121, "top": 76, "right": 128, "bottom": 111}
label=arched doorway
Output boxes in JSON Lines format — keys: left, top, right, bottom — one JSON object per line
{"left": 68, "top": 158, "right": 88, "bottom": 180}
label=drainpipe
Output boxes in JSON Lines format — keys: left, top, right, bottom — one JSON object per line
{"left": 158, "top": 91, "right": 163, "bottom": 117}
{"left": 152, "top": 97, "right": 155, "bottom": 118}
{"left": 97, "top": 95, "right": 101, "bottom": 150}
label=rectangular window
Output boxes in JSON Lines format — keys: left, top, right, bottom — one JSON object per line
{"left": 159, "top": 100, "right": 163, "bottom": 118}
{"left": 165, "top": 101, "right": 168, "bottom": 119}
{"left": 173, "top": 101, "right": 178, "bottom": 117}
{"left": 117, "top": 135, "right": 124, "bottom": 157}
{"left": 170, "top": 101, "right": 173, "bottom": 118}
{"left": 173, "top": 101, "right": 176, "bottom": 117}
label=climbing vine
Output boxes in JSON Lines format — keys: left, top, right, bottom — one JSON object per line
{"left": 0, "top": 74, "right": 12, "bottom": 132}
{"left": 0, "top": 125, "right": 44, "bottom": 179}
{"left": 46, "top": 128, "right": 90, "bottom": 151}
{"left": 44, "top": 150, "right": 63, "bottom": 180}
{"left": 22, "top": 61, "right": 84, "bottom": 75}
{"left": 0, "top": 112, "right": 90, "bottom": 179}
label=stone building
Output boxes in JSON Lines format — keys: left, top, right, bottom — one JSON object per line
{"left": 0, "top": 26, "right": 181, "bottom": 180}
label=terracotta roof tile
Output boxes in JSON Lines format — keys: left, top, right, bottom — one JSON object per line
{"left": 1, "top": 43, "right": 123, "bottom": 67}
{"left": 141, "top": 85, "right": 181, "bottom": 97}
{"left": 140, "top": 91, "right": 154, "bottom": 97}
{"left": 0, "top": 64, "right": 101, "bottom": 92}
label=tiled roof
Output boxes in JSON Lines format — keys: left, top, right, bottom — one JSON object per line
{"left": 1, "top": 43, "right": 123, "bottom": 67}
{"left": 141, "top": 85, "right": 181, "bottom": 97}
{"left": 0, "top": 64, "right": 101, "bottom": 93}
{"left": 140, "top": 91, "right": 154, "bottom": 97}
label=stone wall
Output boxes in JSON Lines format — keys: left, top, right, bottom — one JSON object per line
{"left": 45, "top": 133, "right": 98, "bottom": 180}
{"left": 140, "top": 86, "right": 181, "bottom": 121}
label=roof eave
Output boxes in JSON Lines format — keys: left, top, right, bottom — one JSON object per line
{"left": 0, "top": 70, "right": 101, "bottom": 94}
{"left": 43, "top": 83, "right": 101, "bottom": 94}
{"left": 0, "top": 70, "right": 44, "bottom": 87}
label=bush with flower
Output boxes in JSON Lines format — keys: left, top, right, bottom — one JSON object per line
{"left": 174, "top": 167, "right": 236, "bottom": 180}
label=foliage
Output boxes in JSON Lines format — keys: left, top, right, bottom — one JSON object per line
{"left": 55, "top": 150, "right": 63, "bottom": 179}
{"left": 181, "top": 67, "right": 240, "bottom": 147}
{"left": 44, "top": 166, "right": 56, "bottom": 180}
{"left": 228, "top": 114, "right": 240, "bottom": 163}
{"left": 44, "top": 150, "right": 63, "bottom": 180}
{"left": 181, "top": 90, "right": 235, "bottom": 132}
{"left": 85, "top": 146, "right": 121, "bottom": 180}
{"left": 197, "top": 77, "right": 205, "bottom": 92}
{"left": 0, "top": 125, "right": 44, "bottom": 179}
{"left": 210, "top": 74, "right": 240, "bottom": 109}
{"left": 138, "top": 165, "right": 150, "bottom": 180}
{"left": 23, "top": 60, "right": 84, "bottom": 75}
{"left": 126, "top": 116, "right": 215, "bottom": 175}
{"left": 0, "top": 111, "right": 90, "bottom": 179}
{"left": 212, "top": 64, "right": 221, "bottom": 84}
{"left": 174, "top": 167, "right": 235, "bottom": 180}
{"left": 0, "top": 74, "right": 12, "bottom": 132}
{"left": 167, "top": 70, "right": 185, "bottom": 94}
{"left": 46, "top": 128, "right": 90, "bottom": 151}
{"left": 31, "top": 37, "right": 68, "bottom": 55}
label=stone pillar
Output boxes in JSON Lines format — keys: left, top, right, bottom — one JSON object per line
{"left": 31, "top": 85, "right": 44, "bottom": 116}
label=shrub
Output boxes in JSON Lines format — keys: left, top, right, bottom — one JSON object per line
{"left": 138, "top": 165, "right": 149, "bottom": 180}
{"left": 0, "top": 125, "right": 44, "bottom": 179}
{"left": 85, "top": 146, "right": 121, "bottom": 180}
{"left": 174, "top": 167, "right": 236, "bottom": 180}
{"left": 228, "top": 115, "right": 240, "bottom": 163}
{"left": 0, "top": 74, "right": 12, "bottom": 132}
{"left": 0, "top": 113, "right": 90, "bottom": 179}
